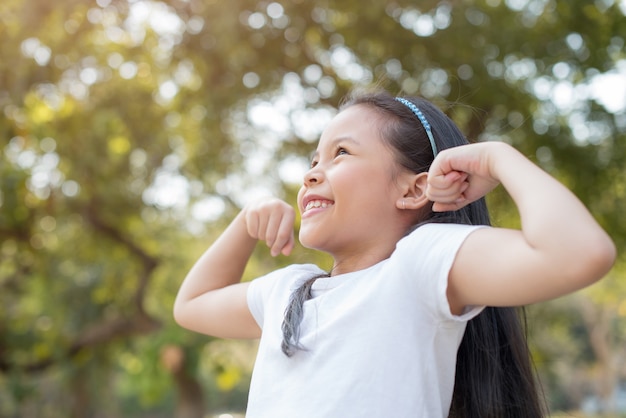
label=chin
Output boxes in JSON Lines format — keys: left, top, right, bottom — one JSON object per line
{"left": 298, "top": 232, "right": 325, "bottom": 252}
{"left": 298, "top": 235, "right": 315, "bottom": 250}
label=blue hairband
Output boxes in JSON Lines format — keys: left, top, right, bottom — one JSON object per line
{"left": 394, "top": 97, "right": 438, "bottom": 157}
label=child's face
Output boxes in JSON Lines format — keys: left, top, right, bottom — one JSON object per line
{"left": 297, "top": 104, "right": 410, "bottom": 258}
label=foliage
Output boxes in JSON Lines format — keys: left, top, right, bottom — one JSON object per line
{"left": 1, "top": 0, "right": 625, "bottom": 415}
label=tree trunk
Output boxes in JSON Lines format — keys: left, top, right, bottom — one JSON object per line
{"left": 161, "top": 345, "right": 206, "bottom": 418}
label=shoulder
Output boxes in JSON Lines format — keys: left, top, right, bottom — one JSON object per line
{"left": 249, "top": 263, "right": 326, "bottom": 293}
{"left": 247, "top": 263, "right": 325, "bottom": 328}
{"left": 396, "top": 222, "right": 486, "bottom": 254}
{"left": 391, "top": 222, "right": 488, "bottom": 320}
{"left": 390, "top": 222, "right": 488, "bottom": 285}
{"left": 256, "top": 263, "right": 326, "bottom": 281}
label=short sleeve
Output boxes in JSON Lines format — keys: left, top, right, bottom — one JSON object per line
{"left": 246, "top": 264, "right": 326, "bottom": 329}
{"left": 246, "top": 274, "right": 269, "bottom": 328}
{"left": 395, "top": 223, "right": 487, "bottom": 322}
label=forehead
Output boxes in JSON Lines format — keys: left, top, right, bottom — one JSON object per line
{"left": 317, "top": 105, "right": 382, "bottom": 148}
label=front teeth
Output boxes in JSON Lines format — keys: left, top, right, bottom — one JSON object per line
{"left": 305, "top": 200, "right": 333, "bottom": 211}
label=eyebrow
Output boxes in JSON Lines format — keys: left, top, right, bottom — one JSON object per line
{"left": 311, "top": 136, "right": 360, "bottom": 160}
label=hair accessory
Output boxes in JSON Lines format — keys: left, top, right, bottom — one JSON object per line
{"left": 394, "top": 97, "right": 438, "bottom": 157}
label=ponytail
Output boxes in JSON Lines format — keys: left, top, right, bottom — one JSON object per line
{"left": 450, "top": 307, "right": 546, "bottom": 417}
{"left": 435, "top": 202, "right": 547, "bottom": 417}
{"left": 281, "top": 274, "right": 329, "bottom": 356}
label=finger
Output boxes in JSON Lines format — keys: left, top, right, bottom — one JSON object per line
{"left": 270, "top": 210, "right": 295, "bottom": 257}
{"left": 427, "top": 173, "right": 466, "bottom": 200}
{"left": 256, "top": 210, "right": 271, "bottom": 242}
{"left": 428, "top": 170, "right": 467, "bottom": 188}
{"left": 427, "top": 183, "right": 468, "bottom": 202}
{"left": 426, "top": 177, "right": 469, "bottom": 203}
{"left": 429, "top": 145, "right": 478, "bottom": 178}
{"left": 281, "top": 233, "right": 295, "bottom": 256}
{"left": 263, "top": 210, "right": 282, "bottom": 251}
{"left": 272, "top": 229, "right": 294, "bottom": 257}
{"left": 432, "top": 197, "right": 468, "bottom": 212}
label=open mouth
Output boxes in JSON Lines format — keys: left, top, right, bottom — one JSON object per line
{"left": 304, "top": 199, "right": 334, "bottom": 212}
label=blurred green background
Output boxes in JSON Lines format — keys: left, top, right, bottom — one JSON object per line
{"left": 1, "top": 0, "right": 625, "bottom": 416}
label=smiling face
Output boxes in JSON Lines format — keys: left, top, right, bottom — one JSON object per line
{"left": 297, "top": 104, "right": 415, "bottom": 270}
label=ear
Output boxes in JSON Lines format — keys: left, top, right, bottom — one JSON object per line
{"left": 396, "top": 172, "right": 430, "bottom": 210}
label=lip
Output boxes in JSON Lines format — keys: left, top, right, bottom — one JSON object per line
{"left": 301, "top": 194, "right": 335, "bottom": 216}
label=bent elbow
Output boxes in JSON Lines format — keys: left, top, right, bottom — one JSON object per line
{"left": 172, "top": 300, "right": 188, "bottom": 328}
{"left": 578, "top": 232, "right": 617, "bottom": 286}
{"left": 596, "top": 234, "right": 617, "bottom": 277}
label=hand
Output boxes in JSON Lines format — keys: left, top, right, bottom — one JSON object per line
{"left": 242, "top": 197, "right": 296, "bottom": 257}
{"left": 426, "top": 142, "right": 503, "bottom": 212}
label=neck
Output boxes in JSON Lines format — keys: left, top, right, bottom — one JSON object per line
{"left": 330, "top": 244, "right": 396, "bottom": 276}
{"left": 323, "top": 220, "right": 414, "bottom": 276}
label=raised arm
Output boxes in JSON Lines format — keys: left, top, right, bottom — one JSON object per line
{"left": 173, "top": 198, "right": 295, "bottom": 338}
{"left": 426, "top": 142, "right": 616, "bottom": 313}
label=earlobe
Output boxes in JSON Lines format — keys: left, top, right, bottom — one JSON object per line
{"left": 397, "top": 172, "right": 430, "bottom": 210}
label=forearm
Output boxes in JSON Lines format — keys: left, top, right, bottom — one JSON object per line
{"left": 173, "top": 198, "right": 295, "bottom": 337}
{"left": 174, "top": 211, "right": 256, "bottom": 306}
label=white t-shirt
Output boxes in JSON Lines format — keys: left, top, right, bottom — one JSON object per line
{"left": 246, "top": 223, "right": 485, "bottom": 418}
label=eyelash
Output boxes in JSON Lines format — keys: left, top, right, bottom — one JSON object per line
{"left": 310, "top": 146, "right": 349, "bottom": 168}
{"left": 335, "top": 147, "right": 348, "bottom": 156}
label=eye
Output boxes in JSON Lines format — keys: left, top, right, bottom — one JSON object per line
{"left": 310, "top": 159, "right": 318, "bottom": 168}
{"left": 335, "top": 147, "right": 349, "bottom": 157}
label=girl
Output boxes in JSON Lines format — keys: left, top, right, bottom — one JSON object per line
{"left": 173, "top": 91, "right": 616, "bottom": 417}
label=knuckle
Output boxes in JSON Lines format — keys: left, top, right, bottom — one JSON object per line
{"left": 275, "top": 230, "right": 291, "bottom": 243}
{"left": 265, "top": 231, "right": 276, "bottom": 243}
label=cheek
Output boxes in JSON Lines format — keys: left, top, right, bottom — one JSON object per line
{"left": 339, "top": 170, "right": 393, "bottom": 200}
{"left": 296, "top": 186, "right": 306, "bottom": 212}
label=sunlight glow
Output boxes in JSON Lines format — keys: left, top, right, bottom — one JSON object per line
{"left": 589, "top": 60, "right": 626, "bottom": 113}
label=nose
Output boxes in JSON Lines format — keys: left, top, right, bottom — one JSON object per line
{"left": 303, "top": 165, "right": 323, "bottom": 186}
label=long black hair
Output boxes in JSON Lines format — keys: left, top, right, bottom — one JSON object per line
{"left": 281, "top": 90, "right": 546, "bottom": 417}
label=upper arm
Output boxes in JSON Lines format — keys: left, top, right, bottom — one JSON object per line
{"left": 448, "top": 227, "right": 613, "bottom": 314}
{"left": 173, "top": 281, "right": 261, "bottom": 339}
